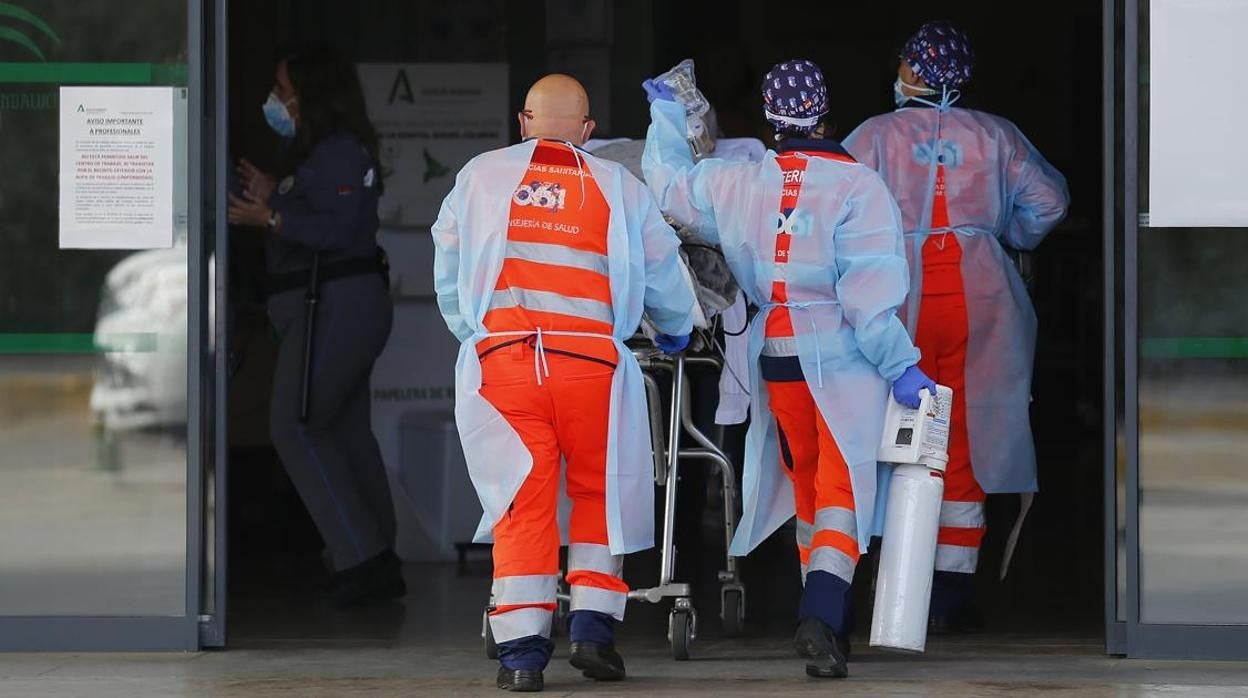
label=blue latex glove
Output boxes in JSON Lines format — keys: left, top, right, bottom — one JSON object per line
{"left": 642, "top": 78, "right": 676, "bottom": 104}
{"left": 892, "top": 365, "right": 938, "bottom": 409}
{"left": 654, "top": 333, "right": 690, "bottom": 355}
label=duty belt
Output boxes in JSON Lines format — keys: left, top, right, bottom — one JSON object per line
{"left": 266, "top": 249, "right": 388, "bottom": 297}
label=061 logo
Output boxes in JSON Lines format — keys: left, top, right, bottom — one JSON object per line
{"left": 513, "top": 180, "right": 567, "bottom": 211}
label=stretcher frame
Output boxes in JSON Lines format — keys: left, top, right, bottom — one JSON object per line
{"left": 482, "top": 343, "right": 745, "bottom": 661}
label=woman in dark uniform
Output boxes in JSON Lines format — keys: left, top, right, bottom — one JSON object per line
{"left": 228, "top": 45, "right": 402, "bottom": 607}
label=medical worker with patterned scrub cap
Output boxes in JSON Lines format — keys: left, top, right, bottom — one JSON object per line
{"left": 643, "top": 60, "right": 934, "bottom": 680}
{"left": 843, "top": 20, "right": 1070, "bottom": 633}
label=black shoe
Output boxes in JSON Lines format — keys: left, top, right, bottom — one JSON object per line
{"left": 331, "top": 549, "right": 407, "bottom": 608}
{"left": 569, "top": 641, "right": 626, "bottom": 681}
{"left": 928, "top": 570, "right": 979, "bottom": 635}
{"left": 928, "top": 603, "right": 984, "bottom": 635}
{"left": 794, "top": 617, "right": 848, "bottom": 679}
{"left": 496, "top": 667, "right": 544, "bottom": 692}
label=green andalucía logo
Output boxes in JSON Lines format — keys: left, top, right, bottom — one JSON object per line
{"left": 0, "top": 3, "right": 59, "bottom": 61}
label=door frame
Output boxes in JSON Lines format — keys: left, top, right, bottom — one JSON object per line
{"left": 1103, "top": 0, "right": 1126, "bottom": 656}
{"left": 197, "top": 0, "right": 230, "bottom": 649}
{"left": 1109, "top": 0, "right": 1248, "bottom": 660}
{"left": 0, "top": 0, "right": 213, "bottom": 652}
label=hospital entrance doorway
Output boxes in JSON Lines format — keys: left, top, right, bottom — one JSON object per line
{"left": 211, "top": 0, "right": 1241, "bottom": 662}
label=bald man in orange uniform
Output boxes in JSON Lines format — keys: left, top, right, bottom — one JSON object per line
{"left": 433, "top": 75, "right": 696, "bottom": 692}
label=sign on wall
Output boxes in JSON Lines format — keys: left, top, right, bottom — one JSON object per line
{"left": 357, "top": 63, "right": 509, "bottom": 228}
{"left": 1150, "top": 0, "right": 1248, "bottom": 227}
{"left": 58, "top": 86, "right": 178, "bottom": 249}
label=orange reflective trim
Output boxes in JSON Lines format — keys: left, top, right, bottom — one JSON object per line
{"left": 766, "top": 312, "right": 795, "bottom": 338}
{"left": 768, "top": 154, "right": 810, "bottom": 340}
{"left": 921, "top": 233, "right": 964, "bottom": 296}
{"left": 566, "top": 569, "right": 629, "bottom": 593}
{"left": 798, "top": 545, "right": 811, "bottom": 565}
{"left": 765, "top": 282, "right": 795, "bottom": 338}
{"left": 507, "top": 143, "right": 611, "bottom": 256}
{"left": 930, "top": 164, "right": 950, "bottom": 229}
{"left": 532, "top": 142, "right": 583, "bottom": 167}
{"left": 937, "top": 526, "right": 986, "bottom": 548}
{"left": 496, "top": 258, "right": 612, "bottom": 304}
{"left": 478, "top": 310, "right": 617, "bottom": 365}
{"left": 811, "top": 530, "right": 860, "bottom": 562}
{"left": 482, "top": 307, "right": 614, "bottom": 337}
{"left": 490, "top": 602, "right": 558, "bottom": 616}
{"left": 773, "top": 231, "right": 793, "bottom": 263}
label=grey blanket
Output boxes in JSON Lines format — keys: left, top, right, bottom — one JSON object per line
{"left": 592, "top": 141, "right": 738, "bottom": 316}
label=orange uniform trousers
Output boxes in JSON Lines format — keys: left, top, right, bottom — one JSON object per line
{"left": 481, "top": 339, "right": 628, "bottom": 643}
{"left": 916, "top": 234, "right": 987, "bottom": 574}
{"left": 766, "top": 379, "right": 860, "bottom": 584}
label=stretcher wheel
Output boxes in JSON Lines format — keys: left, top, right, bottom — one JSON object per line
{"left": 482, "top": 608, "right": 498, "bottom": 660}
{"left": 721, "top": 589, "right": 744, "bottom": 637}
{"left": 669, "top": 610, "right": 693, "bottom": 661}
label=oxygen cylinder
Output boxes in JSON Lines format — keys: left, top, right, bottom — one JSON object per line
{"left": 870, "top": 385, "right": 953, "bottom": 653}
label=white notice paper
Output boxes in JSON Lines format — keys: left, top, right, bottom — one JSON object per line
{"left": 59, "top": 86, "right": 175, "bottom": 249}
{"left": 1150, "top": 0, "right": 1248, "bottom": 227}
{"left": 357, "top": 64, "right": 508, "bottom": 228}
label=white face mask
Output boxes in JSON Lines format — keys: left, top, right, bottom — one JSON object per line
{"left": 893, "top": 78, "right": 908, "bottom": 107}
{"left": 263, "top": 93, "right": 297, "bottom": 137}
{"left": 893, "top": 77, "right": 937, "bottom": 107}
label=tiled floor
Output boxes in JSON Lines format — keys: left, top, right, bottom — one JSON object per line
{"left": 2, "top": 561, "right": 1247, "bottom": 697}
{"left": 2, "top": 636, "right": 1248, "bottom": 696}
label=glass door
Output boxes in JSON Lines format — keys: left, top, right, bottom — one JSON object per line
{"left": 0, "top": 0, "right": 211, "bottom": 650}
{"left": 1114, "top": 0, "right": 1248, "bottom": 659}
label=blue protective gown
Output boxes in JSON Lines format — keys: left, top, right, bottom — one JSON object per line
{"left": 432, "top": 139, "right": 696, "bottom": 555}
{"left": 643, "top": 99, "right": 919, "bottom": 555}
{"left": 843, "top": 102, "right": 1069, "bottom": 495}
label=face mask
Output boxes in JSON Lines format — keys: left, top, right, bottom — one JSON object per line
{"left": 263, "top": 93, "right": 296, "bottom": 137}
{"left": 894, "top": 77, "right": 937, "bottom": 108}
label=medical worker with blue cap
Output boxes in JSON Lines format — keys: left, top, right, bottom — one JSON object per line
{"left": 843, "top": 21, "right": 1070, "bottom": 632}
{"left": 643, "top": 59, "right": 934, "bottom": 679}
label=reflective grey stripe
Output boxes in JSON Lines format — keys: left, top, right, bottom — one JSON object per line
{"left": 569, "top": 584, "right": 627, "bottom": 621}
{"left": 934, "top": 544, "right": 979, "bottom": 574}
{"left": 795, "top": 518, "right": 815, "bottom": 549}
{"left": 568, "top": 543, "right": 623, "bottom": 578}
{"left": 808, "top": 546, "right": 857, "bottom": 584}
{"left": 490, "top": 288, "right": 613, "bottom": 325}
{"left": 800, "top": 563, "right": 809, "bottom": 583}
{"left": 815, "top": 506, "right": 857, "bottom": 539}
{"left": 507, "top": 240, "right": 609, "bottom": 275}
{"left": 492, "top": 574, "right": 558, "bottom": 606}
{"left": 490, "top": 606, "right": 553, "bottom": 642}
{"left": 939, "top": 500, "right": 986, "bottom": 529}
{"left": 761, "top": 336, "right": 799, "bottom": 357}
